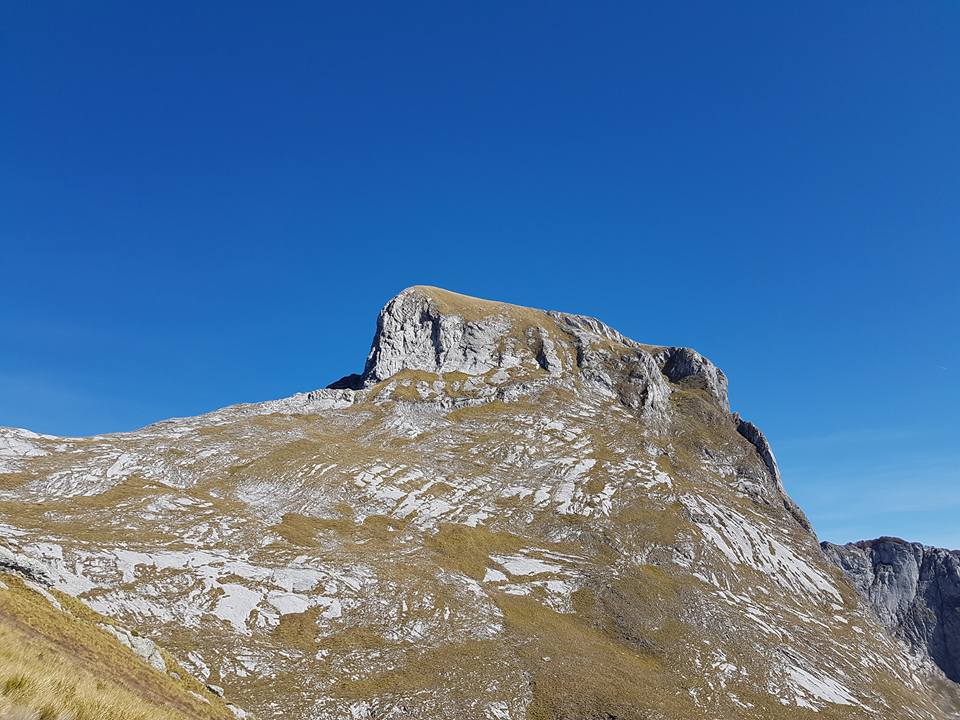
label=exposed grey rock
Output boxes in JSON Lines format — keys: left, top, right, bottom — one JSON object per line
{"left": 733, "top": 414, "right": 781, "bottom": 487}
{"left": 361, "top": 287, "right": 522, "bottom": 382}
{"left": 356, "top": 287, "right": 682, "bottom": 419}
{"left": 3, "top": 284, "right": 958, "bottom": 718}
{"left": 529, "top": 326, "right": 563, "bottom": 375}
{"left": 0, "top": 545, "right": 54, "bottom": 586}
{"left": 656, "top": 346, "right": 730, "bottom": 411}
{"left": 99, "top": 623, "right": 167, "bottom": 672}
{"left": 822, "top": 537, "right": 960, "bottom": 682}
{"left": 577, "top": 343, "right": 672, "bottom": 419}
{"left": 733, "top": 415, "right": 813, "bottom": 532}
{"left": 543, "top": 309, "right": 671, "bottom": 419}
{"left": 546, "top": 310, "right": 642, "bottom": 349}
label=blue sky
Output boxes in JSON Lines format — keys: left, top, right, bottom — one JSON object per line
{"left": 2, "top": 2, "right": 957, "bottom": 548}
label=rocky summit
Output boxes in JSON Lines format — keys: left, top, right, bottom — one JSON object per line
{"left": 1, "top": 285, "right": 959, "bottom": 719}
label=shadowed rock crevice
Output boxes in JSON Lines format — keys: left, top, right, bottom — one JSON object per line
{"left": 657, "top": 347, "right": 730, "bottom": 411}
{"left": 0, "top": 545, "right": 54, "bottom": 585}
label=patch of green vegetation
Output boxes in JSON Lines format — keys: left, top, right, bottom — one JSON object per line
{"left": 316, "top": 626, "right": 389, "bottom": 656}
{"left": 358, "top": 513, "right": 412, "bottom": 543}
{"left": 584, "top": 474, "right": 607, "bottom": 495}
{"left": 0, "top": 473, "right": 31, "bottom": 492}
{"left": 445, "top": 401, "right": 505, "bottom": 422}
{"left": 611, "top": 502, "right": 685, "bottom": 546}
{"left": 423, "top": 481, "right": 455, "bottom": 497}
{"left": 330, "top": 637, "right": 505, "bottom": 703}
{"left": 409, "top": 286, "right": 541, "bottom": 324}
{"left": 445, "top": 399, "right": 540, "bottom": 423}
{"left": 390, "top": 383, "right": 423, "bottom": 402}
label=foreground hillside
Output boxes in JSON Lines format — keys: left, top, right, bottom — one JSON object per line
{"left": 0, "top": 568, "right": 234, "bottom": 720}
{"left": 1, "top": 286, "right": 958, "bottom": 719}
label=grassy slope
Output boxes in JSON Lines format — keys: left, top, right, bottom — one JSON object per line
{"left": 0, "top": 573, "right": 232, "bottom": 720}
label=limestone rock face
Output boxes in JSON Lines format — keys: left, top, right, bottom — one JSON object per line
{"left": 732, "top": 414, "right": 813, "bottom": 532}
{"left": 361, "top": 286, "right": 575, "bottom": 383}
{"left": 657, "top": 346, "right": 730, "bottom": 411}
{"left": 823, "top": 537, "right": 960, "bottom": 682}
{"left": 363, "top": 288, "right": 512, "bottom": 381}
{"left": 358, "top": 286, "right": 734, "bottom": 424}
{"left": 0, "top": 545, "right": 53, "bottom": 585}
{"left": 99, "top": 622, "right": 168, "bottom": 672}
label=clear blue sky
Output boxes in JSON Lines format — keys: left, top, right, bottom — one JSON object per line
{"left": 2, "top": 3, "right": 957, "bottom": 548}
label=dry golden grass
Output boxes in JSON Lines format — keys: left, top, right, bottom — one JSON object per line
{"left": 0, "top": 474, "right": 30, "bottom": 492}
{"left": 0, "top": 574, "right": 230, "bottom": 720}
{"left": 270, "top": 512, "right": 350, "bottom": 547}
{"left": 497, "top": 593, "right": 685, "bottom": 720}
{"left": 408, "top": 286, "right": 545, "bottom": 323}
{"left": 425, "top": 523, "right": 526, "bottom": 579}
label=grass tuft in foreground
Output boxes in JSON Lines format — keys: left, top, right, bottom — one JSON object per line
{"left": 0, "top": 574, "right": 231, "bottom": 720}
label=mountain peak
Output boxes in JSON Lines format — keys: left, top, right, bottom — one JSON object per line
{"left": 359, "top": 285, "right": 578, "bottom": 386}
{"left": 4, "top": 284, "right": 958, "bottom": 718}
{"left": 336, "top": 286, "right": 732, "bottom": 418}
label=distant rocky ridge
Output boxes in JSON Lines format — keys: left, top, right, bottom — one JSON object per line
{"left": 823, "top": 537, "right": 960, "bottom": 683}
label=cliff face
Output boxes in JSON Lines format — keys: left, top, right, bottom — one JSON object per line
{"left": 823, "top": 537, "right": 960, "bottom": 682}
{"left": 356, "top": 286, "right": 730, "bottom": 421}
{"left": 0, "top": 285, "right": 957, "bottom": 719}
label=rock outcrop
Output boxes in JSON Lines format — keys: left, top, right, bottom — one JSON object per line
{"left": 351, "top": 287, "right": 799, "bottom": 515}
{"left": 359, "top": 286, "right": 572, "bottom": 383}
{"left": 657, "top": 346, "right": 730, "bottom": 411}
{"left": 352, "top": 286, "right": 743, "bottom": 423}
{"left": 823, "top": 537, "right": 960, "bottom": 682}
{"left": 733, "top": 414, "right": 813, "bottom": 532}
{"left": 99, "top": 622, "right": 168, "bottom": 672}
{"left": 0, "top": 544, "right": 54, "bottom": 585}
